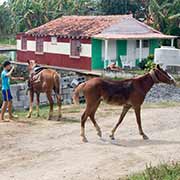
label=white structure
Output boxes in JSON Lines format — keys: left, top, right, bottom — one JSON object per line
{"left": 154, "top": 46, "right": 180, "bottom": 67}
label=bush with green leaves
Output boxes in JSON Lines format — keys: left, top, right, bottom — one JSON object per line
{"left": 126, "top": 162, "right": 180, "bottom": 180}
{"left": 138, "top": 54, "right": 155, "bottom": 71}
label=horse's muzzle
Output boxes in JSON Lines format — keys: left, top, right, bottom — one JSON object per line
{"left": 171, "top": 79, "right": 176, "bottom": 86}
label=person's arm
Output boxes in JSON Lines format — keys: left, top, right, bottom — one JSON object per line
{"left": 5, "top": 66, "right": 15, "bottom": 77}
{"left": 11, "top": 76, "right": 25, "bottom": 81}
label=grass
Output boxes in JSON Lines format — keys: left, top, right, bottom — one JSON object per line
{"left": 124, "top": 162, "right": 180, "bottom": 180}
{"left": 143, "top": 101, "right": 180, "bottom": 108}
{"left": 0, "top": 38, "right": 16, "bottom": 45}
{"left": 15, "top": 104, "right": 82, "bottom": 123}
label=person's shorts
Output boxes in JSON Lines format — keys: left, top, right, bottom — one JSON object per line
{"left": 2, "top": 89, "right": 13, "bottom": 101}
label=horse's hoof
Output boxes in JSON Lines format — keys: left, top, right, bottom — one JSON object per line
{"left": 143, "top": 134, "right": 149, "bottom": 140}
{"left": 26, "top": 115, "right": 31, "bottom": 118}
{"left": 97, "top": 131, "right": 102, "bottom": 138}
{"left": 57, "top": 115, "right": 62, "bottom": 121}
{"left": 109, "top": 134, "right": 115, "bottom": 140}
{"left": 82, "top": 137, "right": 88, "bottom": 143}
{"left": 48, "top": 117, "right": 52, "bottom": 120}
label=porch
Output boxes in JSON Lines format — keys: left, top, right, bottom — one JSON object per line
{"left": 92, "top": 35, "right": 176, "bottom": 70}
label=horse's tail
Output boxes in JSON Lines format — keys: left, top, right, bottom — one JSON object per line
{"left": 73, "top": 82, "right": 86, "bottom": 105}
{"left": 53, "top": 72, "right": 60, "bottom": 95}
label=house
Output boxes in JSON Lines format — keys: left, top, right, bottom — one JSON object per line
{"left": 16, "top": 15, "right": 176, "bottom": 70}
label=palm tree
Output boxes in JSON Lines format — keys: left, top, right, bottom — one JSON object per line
{"left": 149, "top": 0, "right": 180, "bottom": 35}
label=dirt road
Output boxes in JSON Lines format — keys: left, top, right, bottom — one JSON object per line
{"left": 0, "top": 104, "right": 180, "bottom": 180}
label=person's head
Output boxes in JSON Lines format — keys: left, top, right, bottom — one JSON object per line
{"left": 3, "top": 60, "right": 11, "bottom": 70}
{"left": 27, "top": 59, "right": 36, "bottom": 71}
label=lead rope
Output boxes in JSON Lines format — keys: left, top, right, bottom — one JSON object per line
{"left": 149, "top": 70, "right": 160, "bottom": 83}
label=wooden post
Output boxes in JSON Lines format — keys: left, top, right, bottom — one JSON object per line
{"left": 171, "top": 39, "right": 174, "bottom": 47}
{"left": 104, "top": 39, "right": 108, "bottom": 68}
{"left": 139, "top": 39, "right": 142, "bottom": 62}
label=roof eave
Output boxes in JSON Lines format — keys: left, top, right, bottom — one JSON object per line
{"left": 92, "top": 35, "right": 178, "bottom": 40}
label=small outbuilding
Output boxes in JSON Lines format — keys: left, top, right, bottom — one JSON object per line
{"left": 16, "top": 15, "right": 176, "bottom": 70}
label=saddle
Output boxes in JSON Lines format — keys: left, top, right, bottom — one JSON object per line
{"left": 28, "top": 66, "right": 46, "bottom": 88}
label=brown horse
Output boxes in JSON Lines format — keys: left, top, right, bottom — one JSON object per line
{"left": 73, "top": 65, "right": 176, "bottom": 142}
{"left": 27, "top": 60, "right": 62, "bottom": 120}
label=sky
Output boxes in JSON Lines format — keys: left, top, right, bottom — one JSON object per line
{"left": 0, "top": 0, "right": 6, "bottom": 5}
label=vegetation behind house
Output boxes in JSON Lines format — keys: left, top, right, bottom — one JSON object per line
{"left": 0, "top": 0, "right": 179, "bottom": 46}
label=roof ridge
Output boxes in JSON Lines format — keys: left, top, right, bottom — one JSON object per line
{"left": 133, "top": 18, "right": 161, "bottom": 34}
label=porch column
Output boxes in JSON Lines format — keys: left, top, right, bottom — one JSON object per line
{"left": 139, "top": 39, "right": 142, "bottom": 62}
{"left": 171, "top": 38, "right": 174, "bottom": 47}
{"left": 104, "top": 39, "right": 108, "bottom": 68}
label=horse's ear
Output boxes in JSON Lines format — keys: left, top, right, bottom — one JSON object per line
{"left": 156, "top": 64, "right": 161, "bottom": 69}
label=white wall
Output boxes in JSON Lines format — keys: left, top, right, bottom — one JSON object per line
{"left": 17, "top": 39, "right": 92, "bottom": 57}
{"left": 16, "top": 39, "right": 21, "bottom": 50}
{"left": 44, "top": 42, "right": 70, "bottom": 55}
{"left": 102, "top": 40, "right": 117, "bottom": 60}
{"left": 127, "top": 40, "right": 136, "bottom": 67}
{"left": 136, "top": 47, "right": 149, "bottom": 59}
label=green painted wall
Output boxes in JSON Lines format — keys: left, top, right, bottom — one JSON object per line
{"left": 116, "top": 40, "right": 127, "bottom": 67}
{"left": 149, "top": 39, "right": 159, "bottom": 55}
{"left": 91, "top": 39, "right": 103, "bottom": 70}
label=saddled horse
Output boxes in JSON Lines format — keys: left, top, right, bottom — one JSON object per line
{"left": 27, "top": 60, "right": 62, "bottom": 120}
{"left": 73, "top": 65, "right": 176, "bottom": 142}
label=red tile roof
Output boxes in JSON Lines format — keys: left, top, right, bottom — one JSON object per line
{"left": 26, "top": 15, "right": 176, "bottom": 40}
{"left": 26, "top": 15, "right": 131, "bottom": 38}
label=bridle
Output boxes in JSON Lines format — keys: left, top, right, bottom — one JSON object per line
{"left": 149, "top": 69, "right": 160, "bottom": 83}
{"left": 149, "top": 68, "right": 173, "bottom": 84}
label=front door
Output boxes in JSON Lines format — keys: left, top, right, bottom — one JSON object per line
{"left": 127, "top": 40, "right": 136, "bottom": 67}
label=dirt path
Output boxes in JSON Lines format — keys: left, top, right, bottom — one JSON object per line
{"left": 0, "top": 104, "right": 180, "bottom": 180}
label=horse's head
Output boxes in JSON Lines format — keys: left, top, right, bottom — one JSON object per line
{"left": 27, "top": 60, "right": 36, "bottom": 72}
{"left": 150, "top": 64, "right": 176, "bottom": 86}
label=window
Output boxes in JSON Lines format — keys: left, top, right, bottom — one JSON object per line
{"left": 70, "top": 39, "right": 81, "bottom": 58}
{"left": 143, "top": 40, "right": 149, "bottom": 48}
{"left": 36, "top": 37, "right": 44, "bottom": 53}
{"left": 136, "top": 40, "right": 139, "bottom": 48}
{"left": 136, "top": 40, "right": 149, "bottom": 48}
{"left": 51, "top": 36, "right": 57, "bottom": 45}
{"left": 21, "top": 36, "right": 27, "bottom": 50}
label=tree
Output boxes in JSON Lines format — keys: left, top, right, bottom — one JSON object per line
{"left": 7, "top": 0, "right": 98, "bottom": 33}
{"left": 99, "top": 0, "right": 128, "bottom": 15}
{"left": 0, "top": 2, "right": 13, "bottom": 37}
{"left": 149, "top": 0, "right": 180, "bottom": 35}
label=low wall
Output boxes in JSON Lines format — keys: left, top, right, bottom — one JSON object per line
{"left": 11, "top": 75, "right": 85, "bottom": 110}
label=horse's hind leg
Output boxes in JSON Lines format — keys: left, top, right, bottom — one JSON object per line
{"left": 26, "top": 91, "right": 34, "bottom": 118}
{"left": 36, "top": 93, "right": 40, "bottom": 117}
{"left": 46, "top": 92, "right": 54, "bottom": 120}
{"left": 56, "top": 94, "right": 62, "bottom": 120}
{"left": 81, "top": 111, "right": 89, "bottom": 142}
{"left": 134, "top": 106, "right": 149, "bottom": 140}
{"left": 110, "top": 105, "right": 131, "bottom": 140}
{"left": 89, "top": 100, "right": 102, "bottom": 138}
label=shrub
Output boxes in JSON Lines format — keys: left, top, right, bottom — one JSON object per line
{"left": 126, "top": 162, "right": 180, "bottom": 180}
{"left": 138, "top": 54, "right": 155, "bottom": 70}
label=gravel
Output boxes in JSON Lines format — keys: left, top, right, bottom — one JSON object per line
{"left": 145, "top": 84, "right": 180, "bottom": 103}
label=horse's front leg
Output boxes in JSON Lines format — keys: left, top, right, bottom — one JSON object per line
{"left": 46, "top": 92, "right": 54, "bottom": 120}
{"left": 134, "top": 106, "right": 149, "bottom": 140}
{"left": 110, "top": 105, "right": 131, "bottom": 140}
{"left": 36, "top": 93, "right": 40, "bottom": 117}
{"left": 27, "top": 90, "right": 34, "bottom": 118}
